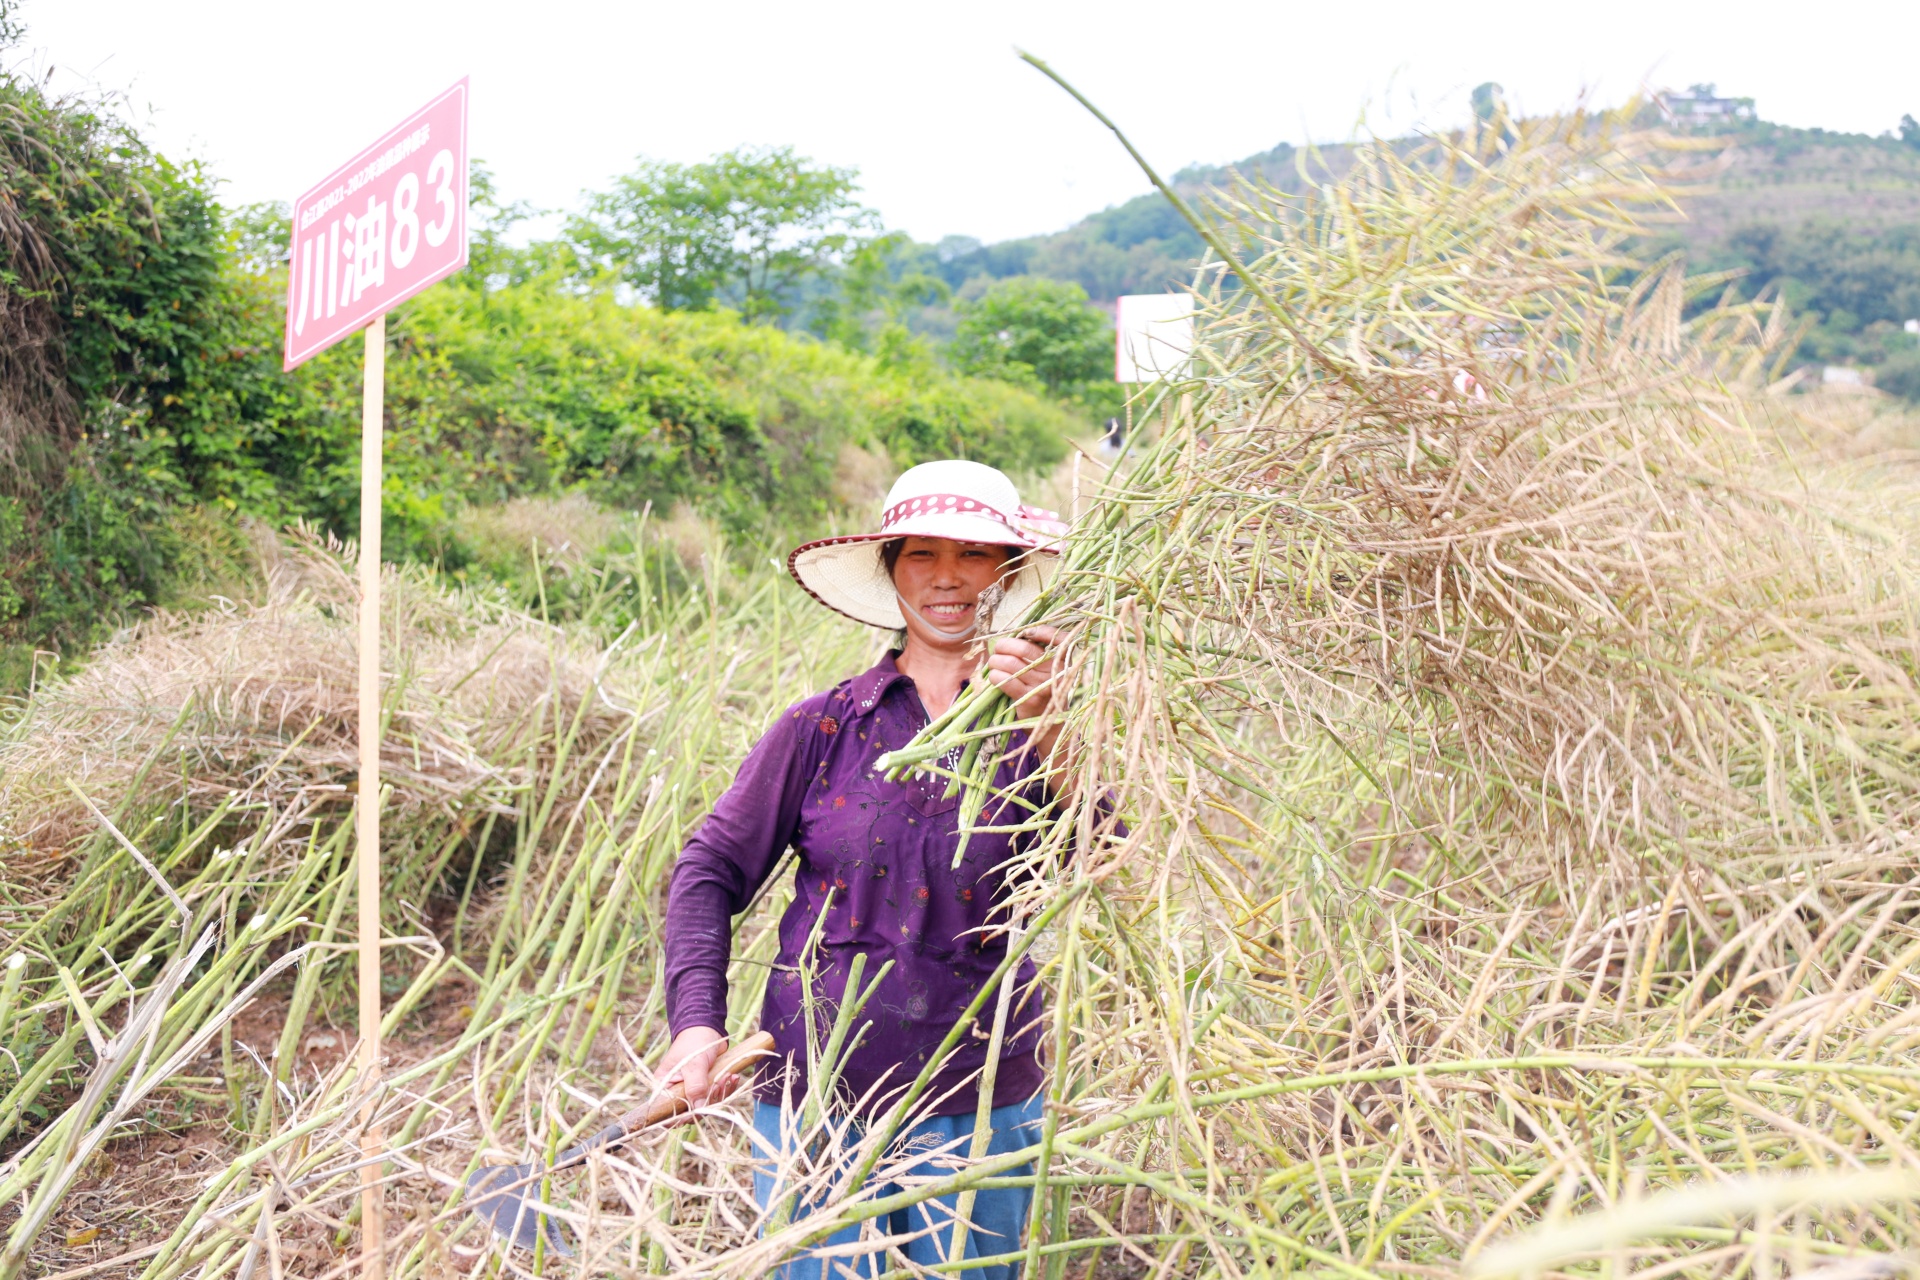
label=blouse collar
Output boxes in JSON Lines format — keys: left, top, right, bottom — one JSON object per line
{"left": 844, "top": 649, "right": 915, "bottom": 718}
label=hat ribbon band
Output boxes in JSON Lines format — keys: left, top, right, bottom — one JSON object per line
{"left": 880, "top": 493, "right": 1019, "bottom": 531}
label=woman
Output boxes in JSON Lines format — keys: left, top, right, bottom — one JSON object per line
{"left": 660, "top": 459, "right": 1069, "bottom": 1280}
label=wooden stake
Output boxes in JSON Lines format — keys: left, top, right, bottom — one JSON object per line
{"left": 356, "top": 314, "right": 386, "bottom": 1280}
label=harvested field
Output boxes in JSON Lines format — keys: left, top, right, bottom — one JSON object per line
{"left": 3, "top": 103, "right": 1920, "bottom": 1280}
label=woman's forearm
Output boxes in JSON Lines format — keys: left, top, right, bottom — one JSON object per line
{"left": 662, "top": 863, "right": 740, "bottom": 1036}
{"left": 660, "top": 703, "right": 812, "bottom": 1034}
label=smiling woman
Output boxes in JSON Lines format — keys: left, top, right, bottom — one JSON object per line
{"left": 783, "top": 461, "right": 1064, "bottom": 626}
{"left": 658, "top": 460, "right": 1071, "bottom": 1280}
{"left": 886, "top": 536, "right": 1012, "bottom": 654}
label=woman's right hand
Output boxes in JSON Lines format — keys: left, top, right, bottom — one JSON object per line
{"left": 658, "top": 1026, "right": 732, "bottom": 1108}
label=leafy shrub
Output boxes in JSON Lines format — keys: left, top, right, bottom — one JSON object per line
{"left": 650, "top": 297, "right": 1073, "bottom": 479}
{"left": 276, "top": 280, "right": 1075, "bottom": 562}
{"left": 951, "top": 275, "right": 1112, "bottom": 394}
{"left": 0, "top": 67, "right": 294, "bottom": 680}
{"left": 1878, "top": 349, "right": 1920, "bottom": 401}
{"left": 275, "top": 283, "right": 768, "bottom": 560}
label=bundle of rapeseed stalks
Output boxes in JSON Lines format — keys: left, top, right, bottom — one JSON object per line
{"left": 886, "top": 94, "right": 1920, "bottom": 1275}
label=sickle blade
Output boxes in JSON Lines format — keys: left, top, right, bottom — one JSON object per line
{"left": 464, "top": 1162, "right": 576, "bottom": 1255}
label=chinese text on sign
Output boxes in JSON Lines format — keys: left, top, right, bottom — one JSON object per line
{"left": 283, "top": 79, "right": 470, "bottom": 369}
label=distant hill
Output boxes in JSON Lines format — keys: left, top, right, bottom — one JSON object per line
{"left": 932, "top": 120, "right": 1920, "bottom": 308}
{"left": 917, "top": 109, "right": 1920, "bottom": 380}
{"left": 1673, "top": 122, "right": 1920, "bottom": 241}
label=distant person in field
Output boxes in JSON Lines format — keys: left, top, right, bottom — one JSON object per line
{"left": 658, "top": 460, "right": 1072, "bottom": 1280}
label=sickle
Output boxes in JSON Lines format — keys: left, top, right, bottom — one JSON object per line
{"left": 464, "top": 1031, "right": 776, "bottom": 1254}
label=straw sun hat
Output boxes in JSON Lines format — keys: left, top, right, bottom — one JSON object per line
{"left": 788, "top": 460, "right": 1068, "bottom": 630}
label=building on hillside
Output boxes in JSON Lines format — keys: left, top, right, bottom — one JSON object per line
{"left": 1658, "top": 85, "right": 1757, "bottom": 130}
{"left": 1822, "top": 365, "right": 1868, "bottom": 390}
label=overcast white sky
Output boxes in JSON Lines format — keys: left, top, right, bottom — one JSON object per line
{"left": 19, "top": 0, "right": 1915, "bottom": 246}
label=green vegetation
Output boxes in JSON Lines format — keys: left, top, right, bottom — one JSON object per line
{"left": 283, "top": 277, "right": 1072, "bottom": 565}
{"left": 1683, "top": 220, "right": 1920, "bottom": 388}
{"left": 1880, "top": 347, "right": 1920, "bottom": 399}
{"left": 568, "top": 145, "right": 876, "bottom": 321}
{"left": 0, "top": 67, "right": 1076, "bottom": 686}
{"left": 1633, "top": 115, "right": 1920, "bottom": 392}
{"left": 0, "top": 48, "right": 287, "bottom": 687}
{"left": 1717, "top": 221, "right": 1920, "bottom": 333}
{"left": 951, "top": 275, "right": 1119, "bottom": 416}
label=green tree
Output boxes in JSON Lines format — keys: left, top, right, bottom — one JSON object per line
{"left": 1712, "top": 222, "right": 1920, "bottom": 337}
{"left": 569, "top": 146, "right": 877, "bottom": 322}
{"left": 951, "top": 275, "right": 1112, "bottom": 396}
{"left": 807, "top": 231, "right": 949, "bottom": 353}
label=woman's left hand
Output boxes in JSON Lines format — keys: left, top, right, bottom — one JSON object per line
{"left": 984, "top": 625, "right": 1061, "bottom": 718}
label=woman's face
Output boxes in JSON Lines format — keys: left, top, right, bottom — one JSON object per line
{"left": 890, "top": 536, "right": 1013, "bottom": 647}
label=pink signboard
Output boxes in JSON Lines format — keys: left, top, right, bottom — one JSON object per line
{"left": 283, "top": 79, "right": 469, "bottom": 369}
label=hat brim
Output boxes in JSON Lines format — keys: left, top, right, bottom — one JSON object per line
{"left": 789, "top": 532, "right": 1059, "bottom": 631}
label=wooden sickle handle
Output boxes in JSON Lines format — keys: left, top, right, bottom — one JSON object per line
{"left": 627, "top": 1030, "right": 777, "bottom": 1131}
{"left": 550, "top": 1031, "right": 779, "bottom": 1172}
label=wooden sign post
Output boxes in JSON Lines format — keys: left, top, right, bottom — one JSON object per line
{"left": 283, "top": 80, "right": 469, "bottom": 1278}
{"left": 355, "top": 313, "right": 386, "bottom": 1276}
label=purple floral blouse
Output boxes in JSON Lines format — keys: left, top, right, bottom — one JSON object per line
{"left": 663, "top": 652, "right": 1050, "bottom": 1116}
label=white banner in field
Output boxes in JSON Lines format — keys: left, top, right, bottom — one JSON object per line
{"left": 1115, "top": 293, "right": 1194, "bottom": 383}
